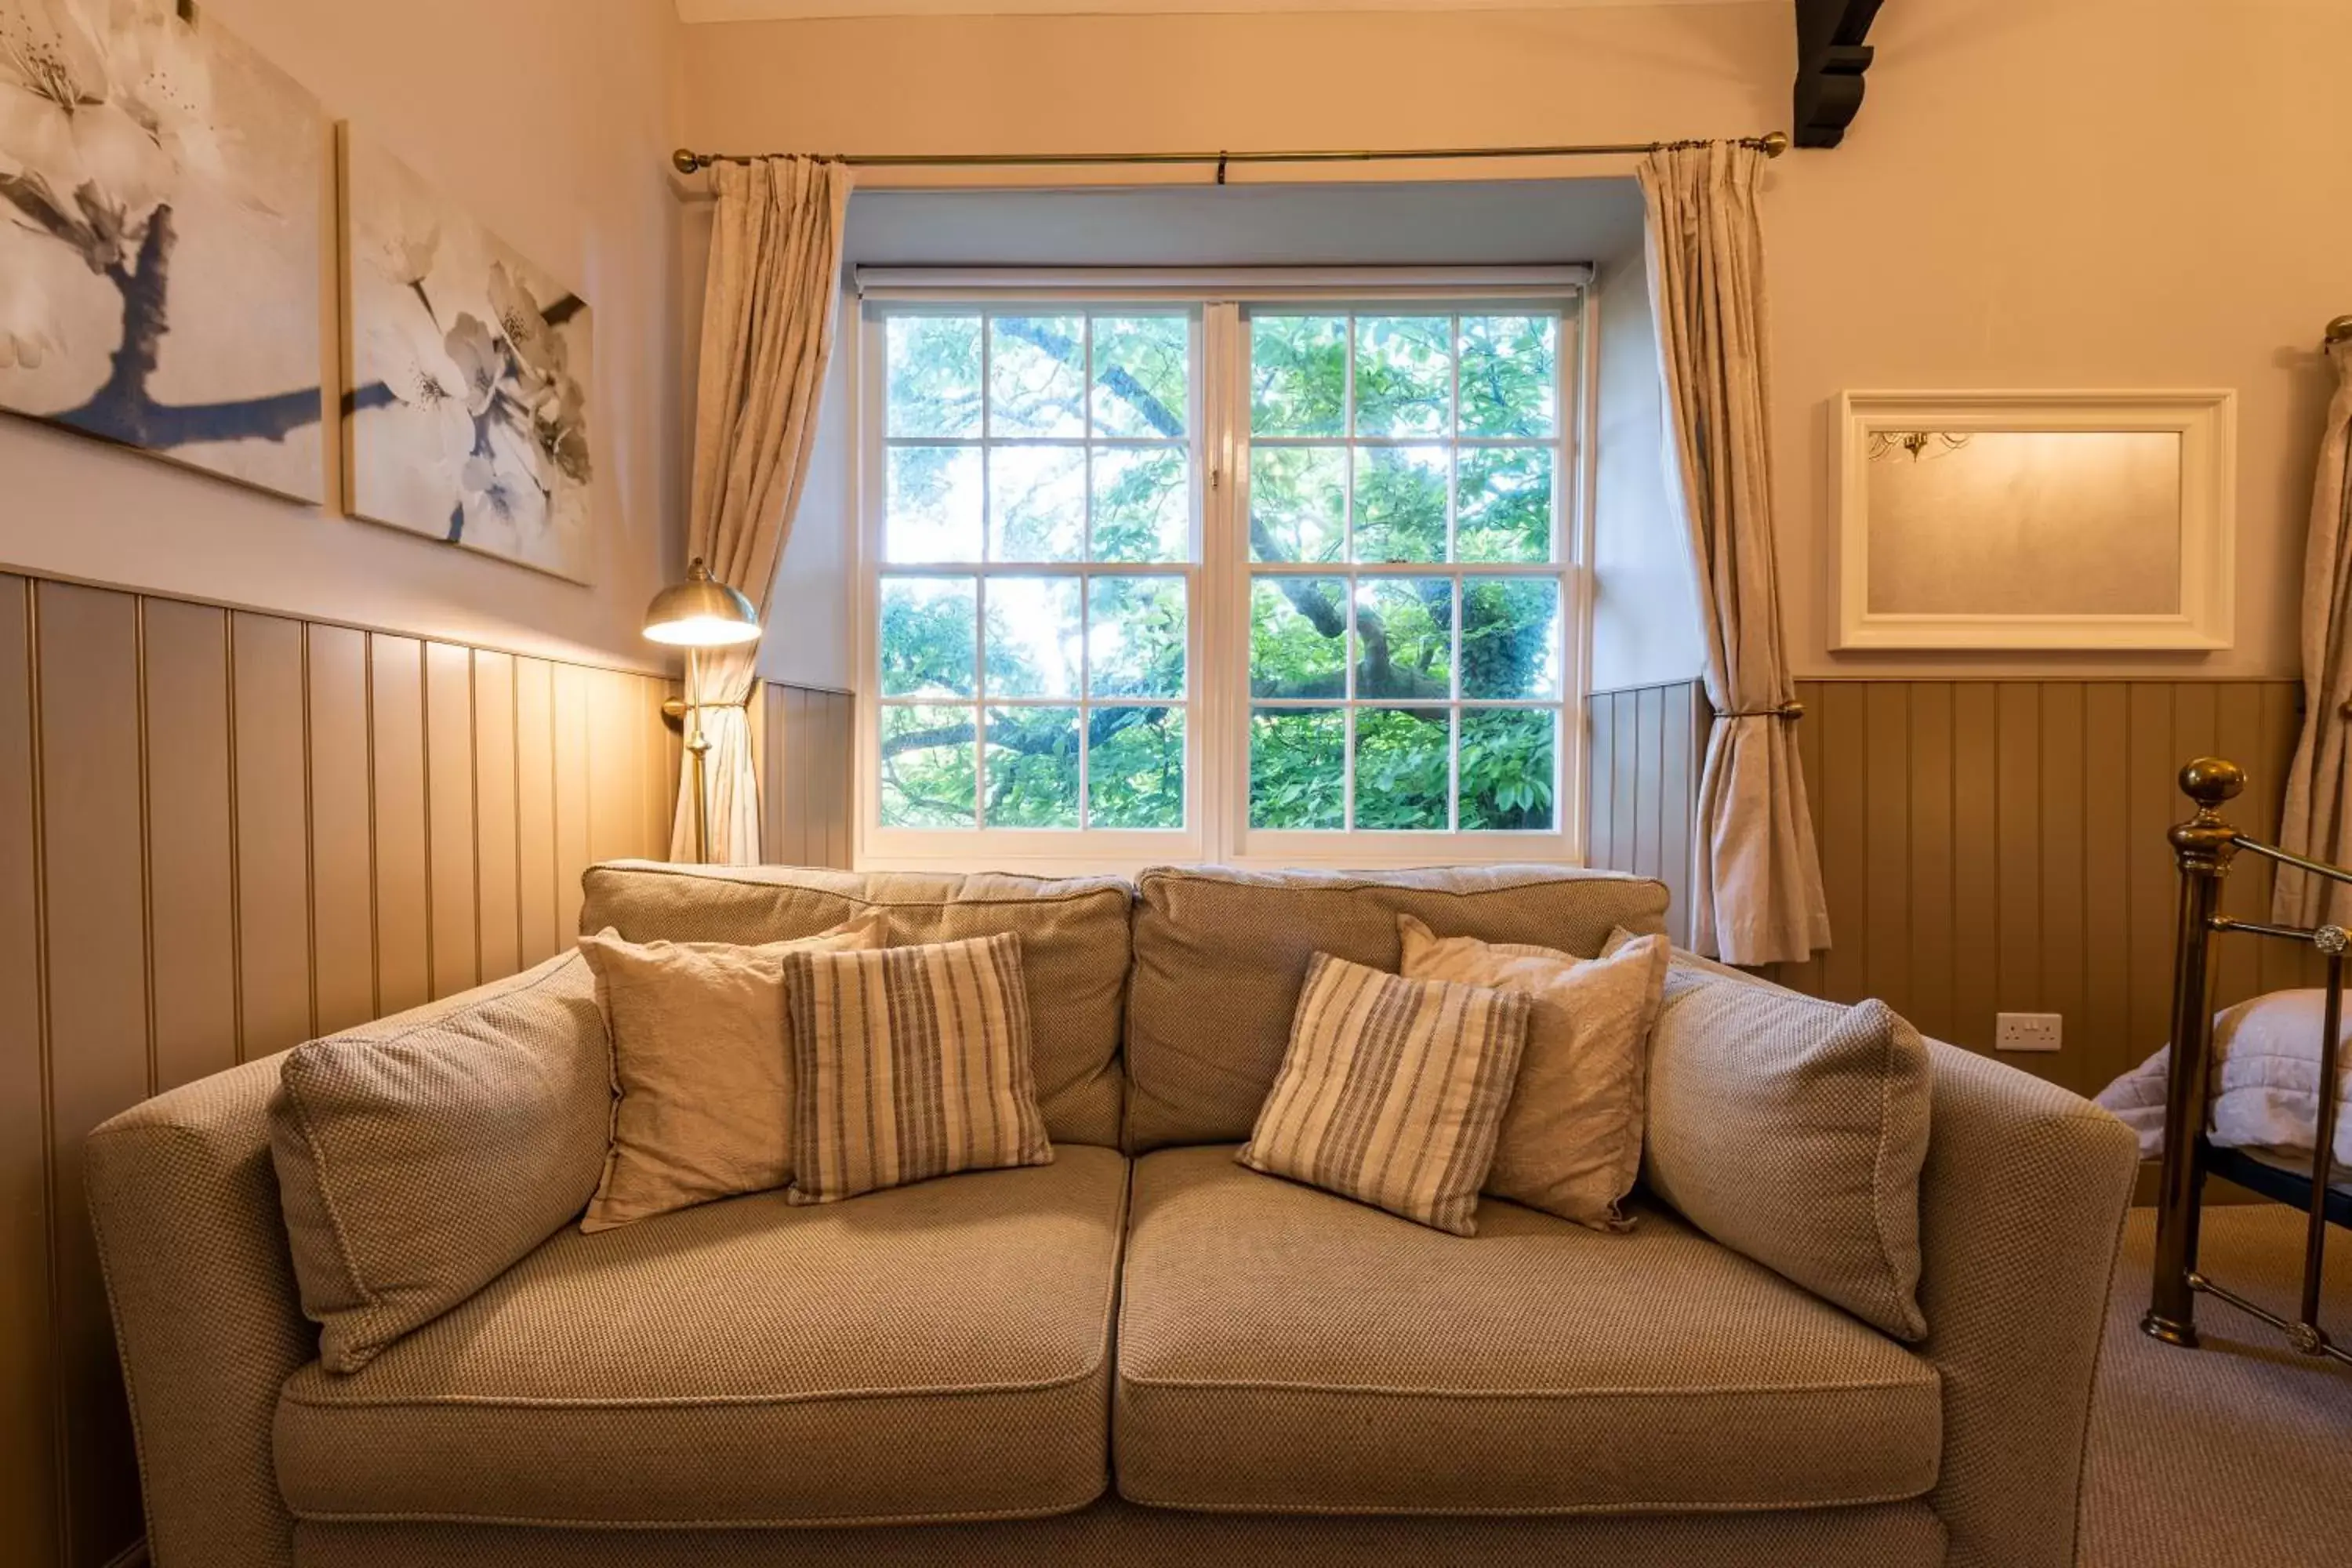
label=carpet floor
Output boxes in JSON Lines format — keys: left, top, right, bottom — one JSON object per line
{"left": 2083, "top": 1205, "right": 2352, "bottom": 1567}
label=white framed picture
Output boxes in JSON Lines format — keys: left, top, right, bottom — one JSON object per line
{"left": 1834, "top": 390, "right": 2236, "bottom": 651}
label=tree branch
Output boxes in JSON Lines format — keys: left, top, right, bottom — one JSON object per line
{"left": 990, "top": 317, "right": 1184, "bottom": 439}
{"left": 45, "top": 201, "right": 351, "bottom": 455}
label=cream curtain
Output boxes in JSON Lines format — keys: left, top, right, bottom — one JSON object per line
{"left": 2274, "top": 339, "right": 2352, "bottom": 924}
{"left": 670, "top": 156, "right": 853, "bottom": 863}
{"left": 1639, "top": 142, "right": 1830, "bottom": 966}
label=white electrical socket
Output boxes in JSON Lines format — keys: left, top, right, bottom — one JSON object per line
{"left": 1995, "top": 1013, "right": 2063, "bottom": 1053}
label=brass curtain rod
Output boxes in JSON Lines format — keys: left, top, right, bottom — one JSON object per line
{"left": 670, "top": 132, "right": 1788, "bottom": 179}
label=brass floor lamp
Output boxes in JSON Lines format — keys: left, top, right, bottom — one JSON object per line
{"left": 643, "top": 558, "right": 760, "bottom": 863}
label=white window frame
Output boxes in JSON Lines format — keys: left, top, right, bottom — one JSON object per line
{"left": 852, "top": 271, "right": 1595, "bottom": 875}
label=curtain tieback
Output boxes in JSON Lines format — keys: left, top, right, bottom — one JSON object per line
{"left": 1715, "top": 702, "right": 1806, "bottom": 720}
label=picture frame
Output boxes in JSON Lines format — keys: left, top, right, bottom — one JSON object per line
{"left": 1834, "top": 389, "right": 2236, "bottom": 651}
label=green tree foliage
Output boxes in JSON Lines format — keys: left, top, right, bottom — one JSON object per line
{"left": 877, "top": 310, "right": 1563, "bottom": 834}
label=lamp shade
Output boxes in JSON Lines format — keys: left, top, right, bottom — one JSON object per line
{"left": 644, "top": 557, "right": 760, "bottom": 648}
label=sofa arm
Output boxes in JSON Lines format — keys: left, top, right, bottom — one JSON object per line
{"left": 1915, "top": 1042, "right": 2136, "bottom": 1568}
{"left": 87, "top": 1054, "right": 308, "bottom": 1568}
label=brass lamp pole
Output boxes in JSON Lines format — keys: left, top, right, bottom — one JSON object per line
{"left": 643, "top": 557, "right": 760, "bottom": 863}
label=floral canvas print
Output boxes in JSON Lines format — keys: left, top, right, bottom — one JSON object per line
{"left": 0, "top": 0, "right": 328, "bottom": 502}
{"left": 343, "top": 130, "right": 593, "bottom": 583}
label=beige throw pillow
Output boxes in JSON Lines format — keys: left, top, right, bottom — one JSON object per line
{"left": 1398, "top": 915, "right": 1668, "bottom": 1230}
{"left": 270, "top": 952, "right": 611, "bottom": 1371}
{"left": 1605, "top": 928, "right": 1931, "bottom": 1341}
{"left": 578, "top": 913, "right": 886, "bottom": 1233}
{"left": 1239, "top": 953, "right": 1532, "bottom": 1236}
{"left": 783, "top": 934, "right": 1053, "bottom": 1204}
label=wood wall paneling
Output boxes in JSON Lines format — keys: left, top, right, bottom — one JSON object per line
{"left": 514, "top": 657, "right": 558, "bottom": 967}
{"left": 644, "top": 678, "right": 674, "bottom": 863}
{"left": 551, "top": 663, "right": 591, "bottom": 938}
{"left": 307, "top": 626, "right": 376, "bottom": 1034}
{"left": 140, "top": 601, "right": 237, "bottom": 1092}
{"left": 424, "top": 644, "right": 478, "bottom": 1000}
{"left": 760, "top": 684, "right": 855, "bottom": 870}
{"left": 1592, "top": 676, "right": 2318, "bottom": 1099}
{"left": 1764, "top": 679, "right": 2321, "bottom": 1098}
{"left": 1585, "top": 681, "right": 1707, "bottom": 948}
{"left": 34, "top": 582, "right": 147, "bottom": 1566}
{"left": 370, "top": 636, "right": 430, "bottom": 1016}
{"left": 231, "top": 613, "right": 312, "bottom": 1058}
{"left": 0, "top": 578, "right": 62, "bottom": 1567}
{"left": 585, "top": 668, "right": 641, "bottom": 869}
{"left": 0, "top": 572, "right": 676, "bottom": 1567}
{"left": 474, "top": 652, "right": 521, "bottom": 985}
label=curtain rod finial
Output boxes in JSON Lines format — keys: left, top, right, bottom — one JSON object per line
{"left": 672, "top": 148, "right": 706, "bottom": 176}
{"left": 1761, "top": 132, "right": 1791, "bottom": 158}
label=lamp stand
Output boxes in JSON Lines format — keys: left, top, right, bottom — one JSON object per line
{"left": 686, "top": 646, "right": 712, "bottom": 864}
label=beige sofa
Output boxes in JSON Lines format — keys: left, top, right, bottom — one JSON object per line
{"left": 87, "top": 862, "right": 2137, "bottom": 1568}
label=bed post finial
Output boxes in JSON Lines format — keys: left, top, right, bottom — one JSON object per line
{"left": 2179, "top": 757, "right": 2245, "bottom": 811}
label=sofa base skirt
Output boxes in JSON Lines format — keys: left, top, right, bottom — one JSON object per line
{"left": 296, "top": 1497, "right": 1946, "bottom": 1567}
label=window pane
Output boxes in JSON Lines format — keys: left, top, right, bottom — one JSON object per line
{"left": 1353, "top": 707, "right": 1451, "bottom": 831}
{"left": 1352, "top": 446, "right": 1448, "bottom": 563}
{"left": 880, "top": 705, "right": 975, "bottom": 827}
{"left": 1460, "top": 709, "right": 1556, "bottom": 830}
{"left": 1457, "top": 448, "right": 1553, "bottom": 564}
{"left": 1461, "top": 578, "right": 1561, "bottom": 700}
{"left": 1091, "top": 447, "right": 1189, "bottom": 564}
{"left": 1250, "top": 707, "right": 1345, "bottom": 829}
{"left": 1087, "top": 575, "right": 1187, "bottom": 699}
{"left": 1093, "top": 316, "right": 1189, "bottom": 438}
{"left": 1089, "top": 706, "right": 1185, "bottom": 829}
{"left": 983, "top": 576, "right": 1080, "bottom": 699}
{"left": 886, "top": 446, "right": 982, "bottom": 563}
{"left": 1250, "top": 315, "right": 1345, "bottom": 437}
{"left": 1354, "top": 579, "right": 1453, "bottom": 700}
{"left": 887, "top": 317, "right": 981, "bottom": 437}
{"left": 1250, "top": 575, "right": 1348, "bottom": 698}
{"left": 1460, "top": 315, "right": 1557, "bottom": 437}
{"left": 989, "top": 445, "right": 1084, "bottom": 562}
{"left": 879, "top": 577, "right": 975, "bottom": 698}
{"left": 989, "top": 316, "right": 1085, "bottom": 438}
{"left": 1249, "top": 446, "right": 1345, "bottom": 564}
{"left": 983, "top": 706, "right": 1080, "bottom": 828}
{"left": 1353, "top": 316, "right": 1451, "bottom": 437}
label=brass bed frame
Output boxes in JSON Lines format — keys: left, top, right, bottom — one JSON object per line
{"left": 2143, "top": 758, "right": 2350, "bottom": 1365}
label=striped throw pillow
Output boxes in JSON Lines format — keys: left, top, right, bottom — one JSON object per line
{"left": 782, "top": 933, "right": 1053, "bottom": 1203}
{"left": 1239, "top": 953, "right": 1533, "bottom": 1236}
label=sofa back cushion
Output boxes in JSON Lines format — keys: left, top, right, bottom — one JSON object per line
{"left": 1127, "top": 865, "right": 1670, "bottom": 1152}
{"left": 581, "top": 861, "right": 1128, "bottom": 1148}
{"left": 1610, "top": 932, "right": 1932, "bottom": 1341}
{"left": 269, "top": 950, "right": 612, "bottom": 1372}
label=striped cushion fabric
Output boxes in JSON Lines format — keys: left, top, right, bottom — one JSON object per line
{"left": 782, "top": 934, "right": 1053, "bottom": 1203}
{"left": 1238, "top": 953, "right": 1533, "bottom": 1236}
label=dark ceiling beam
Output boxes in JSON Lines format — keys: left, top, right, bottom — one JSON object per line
{"left": 1794, "top": 0, "right": 1885, "bottom": 149}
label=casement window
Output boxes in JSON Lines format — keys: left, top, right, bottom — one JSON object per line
{"left": 855, "top": 271, "right": 1588, "bottom": 870}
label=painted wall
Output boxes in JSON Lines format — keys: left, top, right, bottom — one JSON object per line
{"left": 681, "top": 0, "right": 2352, "bottom": 682}
{"left": 1589, "top": 220, "right": 1707, "bottom": 691}
{"left": 0, "top": 0, "right": 690, "bottom": 671}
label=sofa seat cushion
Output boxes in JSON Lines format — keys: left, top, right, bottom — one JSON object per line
{"left": 1116, "top": 1146, "right": 1940, "bottom": 1515}
{"left": 274, "top": 1145, "right": 1129, "bottom": 1528}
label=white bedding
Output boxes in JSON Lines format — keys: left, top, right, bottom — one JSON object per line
{"left": 2096, "top": 989, "right": 2352, "bottom": 1189}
